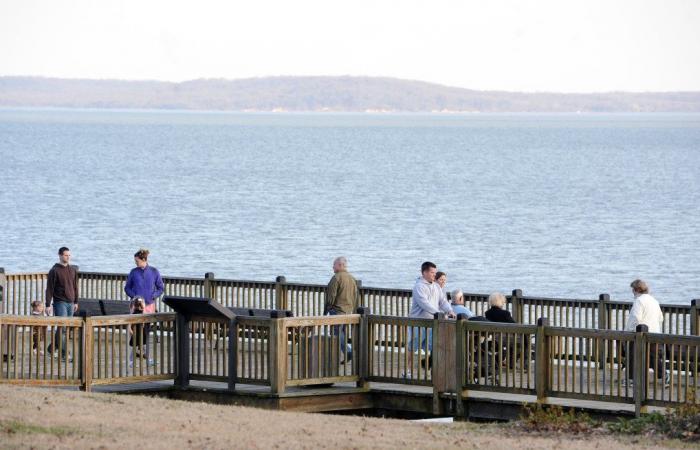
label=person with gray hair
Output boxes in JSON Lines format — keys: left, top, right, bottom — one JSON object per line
{"left": 325, "top": 256, "right": 360, "bottom": 363}
{"left": 485, "top": 292, "right": 515, "bottom": 323}
{"left": 622, "top": 279, "right": 668, "bottom": 387}
{"left": 450, "top": 289, "right": 475, "bottom": 318}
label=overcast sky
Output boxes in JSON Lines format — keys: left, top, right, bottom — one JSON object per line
{"left": 1, "top": 0, "right": 699, "bottom": 92}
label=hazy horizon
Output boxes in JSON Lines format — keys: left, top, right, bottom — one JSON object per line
{"left": 3, "top": 74, "right": 700, "bottom": 95}
{"left": 2, "top": 1, "right": 699, "bottom": 93}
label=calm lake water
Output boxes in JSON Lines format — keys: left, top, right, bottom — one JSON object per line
{"left": 1, "top": 109, "right": 699, "bottom": 304}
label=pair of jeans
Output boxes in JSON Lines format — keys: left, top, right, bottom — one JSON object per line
{"left": 327, "top": 310, "right": 352, "bottom": 360}
{"left": 51, "top": 300, "right": 74, "bottom": 357}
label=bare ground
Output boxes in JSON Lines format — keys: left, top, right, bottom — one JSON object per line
{"left": 0, "top": 385, "right": 692, "bottom": 449}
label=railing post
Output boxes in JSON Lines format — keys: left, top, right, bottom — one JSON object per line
{"left": 0, "top": 315, "right": 4, "bottom": 379}
{"left": 356, "top": 306, "right": 370, "bottom": 390}
{"left": 0, "top": 268, "right": 5, "bottom": 314}
{"left": 227, "top": 317, "right": 237, "bottom": 391}
{"left": 356, "top": 279, "right": 363, "bottom": 310}
{"left": 269, "top": 311, "right": 287, "bottom": 394}
{"left": 691, "top": 300, "right": 699, "bottom": 336}
{"left": 511, "top": 289, "right": 522, "bottom": 323}
{"left": 81, "top": 316, "right": 93, "bottom": 392}
{"left": 598, "top": 294, "right": 609, "bottom": 330}
{"left": 175, "top": 313, "right": 190, "bottom": 388}
{"left": 634, "top": 324, "right": 648, "bottom": 417}
{"left": 598, "top": 294, "right": 610, "bottom": 370}
{"left": 454, "top": 313, "right": 467, "bottom": 418}
{"left": 275, "top": 276, "right": 288, "bottom": 311}
{"left": 535, "top": 317, "right": 549, "bottom": 403}
{"left": 204, "top": 272, "right": 216, "bottom": 300}
{"left": 432, "top": 312, "right": 444, "bottom": 414}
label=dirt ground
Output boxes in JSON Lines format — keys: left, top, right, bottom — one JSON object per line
{"left": 0, "top": 384, "right": 690, "bottom": 449}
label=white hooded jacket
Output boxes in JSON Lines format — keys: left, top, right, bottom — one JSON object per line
{"left": 409, "top": 276, "right": 454, "bottom": 319}
{"left": 624, "top": 293, "right": 663, "bottom": 333}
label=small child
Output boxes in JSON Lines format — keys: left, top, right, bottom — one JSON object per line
{"left": 128, "top": 297, "right": 153, "bottom": 366}
{"left": 30, "top": 300, "right": 46, "bottom": 355}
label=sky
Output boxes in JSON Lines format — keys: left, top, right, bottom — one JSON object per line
{"left": 1, "top": 0, "right": 699, "bottom": 93}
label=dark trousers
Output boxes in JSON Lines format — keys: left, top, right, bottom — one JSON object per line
{"left": 624, "top": 343, "right": 666, "bottom": 379}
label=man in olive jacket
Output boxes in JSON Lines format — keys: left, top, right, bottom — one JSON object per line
{"left": 325, "top": 257, "right": 360, "bottom": 315}
{"left": 325, "top": 257, "right": 360, "bottom": 362}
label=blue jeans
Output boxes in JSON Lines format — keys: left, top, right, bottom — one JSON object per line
{"left": 408, "top": 327, "right": 433, "bottom": 353}
{"left": 327, "top": 310, "right": 352, "bottom": 360}
{"left": 52, "top": 301, "right": 74, "bottom": 357}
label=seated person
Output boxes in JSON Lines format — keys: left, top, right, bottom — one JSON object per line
{"left": 450, "top": 289, "right": 475, "bottom": 318}
{"left": 485, "top": 292, "right": 515, "bottom": 323}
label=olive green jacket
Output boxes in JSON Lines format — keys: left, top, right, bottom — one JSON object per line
{"left": 325, "top": 270, "right": 359, "bottom": 315}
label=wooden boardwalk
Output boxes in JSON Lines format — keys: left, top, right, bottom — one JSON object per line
{"left": 7, "top": 336, "right": 697, "bottom": 417}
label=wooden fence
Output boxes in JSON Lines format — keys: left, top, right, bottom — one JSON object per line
{"left": 2, "top": 269, "right": 697, "bottom": 338}
{"left": 1, "top": 308, "right": 699, "bottom": 415}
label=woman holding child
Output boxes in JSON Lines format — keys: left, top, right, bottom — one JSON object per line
{"left": 124, "top": 248, "right": 164, "bottom": 314}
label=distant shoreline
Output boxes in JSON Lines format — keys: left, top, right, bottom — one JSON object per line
{"left": 2, "top": 75, "right": 700, "bottom": 113}
{"left": 2, "top": 106, "right": 700, "bottom": 116}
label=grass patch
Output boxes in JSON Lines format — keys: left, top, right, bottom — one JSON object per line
{"left": 608, "top": 402, "right": 700, "bottom": 442}
{"left": 517, "top": 404, "right": 601, "bottom": 434}
{"left": 1, "top": 419, "right": 76, "bottom": 437}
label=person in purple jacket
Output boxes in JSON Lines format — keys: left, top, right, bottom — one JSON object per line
{"left": 124, "top": 248, "right": 164, "bottom": 314}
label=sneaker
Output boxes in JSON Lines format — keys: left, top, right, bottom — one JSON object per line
{"left": 621, "top": 378, "right": 633, "bottom": 387}
{"left": 148, "top": 359, "right": 156, "bottom": 366}
{"left": 401, "top": 370, "right": 412, "bottom": 379}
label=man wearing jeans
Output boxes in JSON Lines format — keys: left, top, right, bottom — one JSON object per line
{"left": 325, "top": 257, "right": 360, "bottom": 363}
{"left": 404, "top": 261, "right": 456, "bottom": 378}
{"left": 45, "top": 247, "right": 79, "bottom": 359}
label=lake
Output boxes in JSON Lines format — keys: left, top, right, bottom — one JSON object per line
{"left": 1, "top": 109, "right": 699, "bottom": 304}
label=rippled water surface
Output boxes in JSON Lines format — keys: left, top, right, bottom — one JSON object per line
{"left": 1, "top": 109, "right": 699, "bottom": 303}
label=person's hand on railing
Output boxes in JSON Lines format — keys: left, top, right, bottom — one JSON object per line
{"left": 447, "top": 312, "right": 456, "bottom": 319}
{"left": 46, "top": 305, "right": 53, "bottom": 316}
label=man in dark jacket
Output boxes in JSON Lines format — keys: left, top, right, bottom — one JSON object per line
{"left": 325, "top": 257, "right": 360, "bottom": 363}
{"left": 45, "top": 246, "right": 79, "bottom": 359}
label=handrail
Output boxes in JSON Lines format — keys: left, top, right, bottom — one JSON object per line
{"left": 1, "top": 309, "right": 699, "bottom": 414}
{"left": 0, "top": 268, "right": 698, "bottom": 337}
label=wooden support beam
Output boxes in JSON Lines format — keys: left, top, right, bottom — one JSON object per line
{"left": 269, "top": 311, "right": 287, "bottom": 394}
{"left": 175, "top": 313, "right": 190, "bottom": 388}
{"left": 535, "top": 317, "right": 549, "bottom": 403}
{"left": 356, "top": 306, "right": 370, "bottom": 390}
{"left": 634, "top": 324, "right": 648, "bottom": 417}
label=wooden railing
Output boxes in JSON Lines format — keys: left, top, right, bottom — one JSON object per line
{"left": 367, "top": 315, "right": 435, "bottom": 385}
{"left": 284, "top": 282, "right": 327, "bottom": 317}
{"left": 1, "top": 269, "right": 698, "bottom": 338}
{"left": 457, "top": 320, "right": 537, "bottom": 395}
{"left": 281, "top": 315, "right": 361, "bottom": 389}
{"left": 0, "top": 314, "right": 83, "bottom": 384}
{"left": 85, "top": 313, "right": 177, "bottom": 386}
{"left": 235, "top": 316, "right": 271, "bottom": 386}
{"left": 1, "top": 306, "right": 699, "bottom": 416}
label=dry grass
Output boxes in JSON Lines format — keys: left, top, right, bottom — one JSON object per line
{"left": 0, "top": 384, "right": 690, "bottom": 449}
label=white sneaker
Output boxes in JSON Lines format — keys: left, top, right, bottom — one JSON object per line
{"left": 401, "top": 370, "right": 412, "bottom": 379}
{"left": 621, "top": 378, "right": 633, "bottom": 387}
